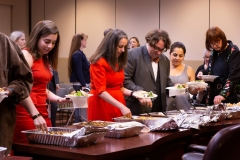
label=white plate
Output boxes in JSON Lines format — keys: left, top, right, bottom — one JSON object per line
{"left": 186, "top": 82, "right": 208, "bottom": 88}
{"left": 166, "top": 87, "right": 186, "bottom": 97}
{"left": 65, "top": 94, "right": 93, "bottom": 98}
{"left": 0, "top": 91, "right": 8, "bottom": 95}
{"left": 166, "top": 87, "right": 187, "bottom": 90}
{"left": 201, "top": 75, "right": 218, "bottom": 82}
{"left": 134, "top": 91, "right": 158, "bottom": 99}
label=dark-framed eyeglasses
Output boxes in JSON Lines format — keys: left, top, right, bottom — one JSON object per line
{"left": 152, "top": 45, "right": 165, "bottom": 53}
{"left": 210, "top": 40, "right": 220, "bottom": 47}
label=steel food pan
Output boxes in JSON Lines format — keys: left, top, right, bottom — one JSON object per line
{"left": 0, "top": 147, "right": 7, "bottom": 160}
{"left": 22, "top": 127, "right": 106, "bottom": 147}
{"left": 73, "top": 121, "right": 114, "bottom": 133}
{"left": 105, "top": 122, "right": 144, "bottom": 138}
{"left": 113, "top": 116, "right": 178, "bottom": 131}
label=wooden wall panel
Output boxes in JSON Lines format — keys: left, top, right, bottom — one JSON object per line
{"left": 160, "top": 0, "right": 209, "bottom": 63}
{"left": 116, "top": 0, "right": 159, "bottom": 46}
{"left": 31, "top": 0, "right": 44, "bottom": 31}
{"left": 76, "top": 0, "right": 115, "bottom": 58}
{"left": 45, "top": 0, "right": 75, "bottom": 82}
{"left": 210, "top": 0, "right": 240, "bottom": 47}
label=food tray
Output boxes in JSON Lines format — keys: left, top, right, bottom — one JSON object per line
{"left": 74, "top": 121, "right": 145, "bottom": 138}
{"left": 22, "top": 127, "right": 106, "bottom": 147}
{"left": 113, "top": 116, "right": 178, "bottom": 131}
{"left": 73, "top": 121, "right": 112, "bottom": 133}
{"left": 105, "top": 122, "right": 145, "bottom": 138}
{"left": 140, "top": 112, "right": 168, "bottom": 117}
{"left": 0, "top": 147, "right": 7, "bottom": 159}
{"left": 226, "top": 111, "right": 240, "bottom": 119}
{"left": 226, "top": 106, "right": 240, "bottom": 119}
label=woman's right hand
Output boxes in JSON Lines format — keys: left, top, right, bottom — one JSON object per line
{"left": 119, "top": 105, "right": 132, "bottom": 118}
{"left": 138, "top": 98, "right": 152, "bottom": 107}
{"left": 34, "top": 116, "right": 48, "bottom": 132}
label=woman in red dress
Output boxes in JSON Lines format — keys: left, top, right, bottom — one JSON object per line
{"left": 13, "top": 20, "right": 70, "bottom": 143}
{"left": 88, "top": 29, "right": 137, "bottom": 121}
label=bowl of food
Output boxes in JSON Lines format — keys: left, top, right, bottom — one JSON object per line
{"left": 134, "top": 91, "right": 157, "bottom": 99}
{"left": 65, "top": 90, "right": 93, "bottom": 108}
{"left": 166, "top": 84, "right": 188, "bottom": 97}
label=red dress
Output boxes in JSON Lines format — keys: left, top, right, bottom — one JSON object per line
{"left": 13, "top": 58, "right": 52, "bottom": 143}
{"left": 88, "top": 58, "right": 126, "bottom": 121}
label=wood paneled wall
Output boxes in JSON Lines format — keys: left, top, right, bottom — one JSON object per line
{"left": 2, "top": 0, "right": 240, "bottom": 82}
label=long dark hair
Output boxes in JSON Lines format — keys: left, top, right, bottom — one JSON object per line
{"left": 68, "top": 33, "right": 88, "bottom": 79}
{"left": 170, "top": 41, "right": 186, "bottom": 55}
{"left": 89, "top": 29, "right": 128, "bottom": 72}
{"left": 27, "top": 20, "right": 60, "bottom": 70}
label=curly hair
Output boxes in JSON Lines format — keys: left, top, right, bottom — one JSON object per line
{"left": 145, "top": 29, "right": 171, "bottom": 51}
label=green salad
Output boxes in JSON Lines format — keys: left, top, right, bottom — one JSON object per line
{"left": 70, "top": 90, "right": 88, "bottom": 96}
{"left": 147, "top": 91, "right": 154, "bottom": 97}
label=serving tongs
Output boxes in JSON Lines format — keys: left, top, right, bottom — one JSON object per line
{"left": 145, "top": 111, "right": 169, "bottom": 118}
{"left": 145, "top": 111, "right": 152, "bottom": 117}
{"left": 173, "top": 104, "right": 184, "bottom": 114}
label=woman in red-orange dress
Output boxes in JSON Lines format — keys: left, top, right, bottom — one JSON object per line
{"left": 88, "top": 29, "right": 136, "bottom": 121}
{"left": 13, "top": 20, "right": 70, "bottom": 143}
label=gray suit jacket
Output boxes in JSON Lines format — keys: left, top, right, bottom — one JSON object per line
{"left": 124, "top": 45, "right": 173, "bottom": 114}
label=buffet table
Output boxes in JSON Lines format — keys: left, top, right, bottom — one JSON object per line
{"left": 12, "top": 119, "right": 240, "bottom": 160}
{"left": 13, "top": 129, "right": 192, "bottom": 160}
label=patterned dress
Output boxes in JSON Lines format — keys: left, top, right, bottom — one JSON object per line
{"left": 88, "top": 58, "right": 125, "bottom": 121}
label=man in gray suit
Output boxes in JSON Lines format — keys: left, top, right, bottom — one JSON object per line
{"left": 124, "top": 29, "right": 173, "bottom": 115}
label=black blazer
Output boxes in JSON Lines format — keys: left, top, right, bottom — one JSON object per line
{"left": 48, "top": 70, "right": 59, "bottom": 94}
{"left": 124, "top": 45, "right": 173, "bottom": 114}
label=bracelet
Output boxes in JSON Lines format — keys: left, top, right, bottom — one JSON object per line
{"left": 130, "top": 91, "right": 135, "bottom": 97}
{"left": 32, "top": 113, "right": 42, "bottom": 120}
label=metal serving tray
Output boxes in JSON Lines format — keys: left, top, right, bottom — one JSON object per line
{"left": 0, "top": 147, "right": 7, "bottom": 160}
{"left": 113, "top": 116, "right": 178, "bottom": 131}
{"left": 74, "top": 121, "right": 144, "bottom": 138}
{"left": 226, "top": 106, "right": 240, "bottom": 119}
{"left": 73, "top": 121, "right": 114, "bottom": 134}
{"left": 105, "top": 122, "right": 144, "bottom": 138}
{"left": 22, "top": 127, "right": 106, "bottom": 147}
